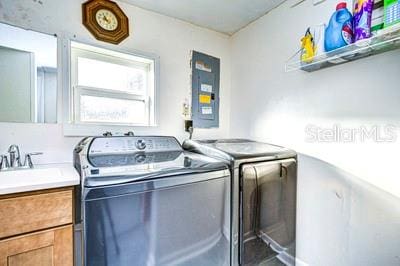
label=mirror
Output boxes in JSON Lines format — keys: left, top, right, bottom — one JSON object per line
{"left": 0, "top": 23, "right": 57, "bottom": 123}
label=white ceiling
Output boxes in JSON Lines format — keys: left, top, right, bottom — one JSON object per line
{"left": 120, "top": 0, "right": 286, "bottom": 35}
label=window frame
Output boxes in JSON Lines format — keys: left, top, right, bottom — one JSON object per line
{"left": 63, "top": 40, "right": 159, "bottom": 136}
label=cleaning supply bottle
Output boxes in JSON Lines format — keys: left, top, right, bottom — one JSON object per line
{"left": 324, "top": 2, "right": 354, "bottom": 52}
{"left": 301, "top": 28, "right": 316, "bottom": 63}
{"left": 353, "top": 0, "right": 374, "bottom": 41}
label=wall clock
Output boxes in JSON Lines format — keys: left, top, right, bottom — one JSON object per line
{"left": 82, "top": 0, "right": 129, "bottom": 44}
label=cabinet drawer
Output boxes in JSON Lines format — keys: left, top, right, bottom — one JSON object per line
{"left": 0, "top": 188, "right": 73, "bottom": 239}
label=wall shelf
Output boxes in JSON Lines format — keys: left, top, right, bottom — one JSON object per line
{"left": 285, "top": 25, "right": 400, "bottom": 72}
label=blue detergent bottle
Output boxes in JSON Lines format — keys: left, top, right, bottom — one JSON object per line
{"left": 325, "top": 2, "right": 354, "bottom": 52}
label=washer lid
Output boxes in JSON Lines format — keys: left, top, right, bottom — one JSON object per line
{"left": 183, "top": 139, "right": 296, "bottom": 161}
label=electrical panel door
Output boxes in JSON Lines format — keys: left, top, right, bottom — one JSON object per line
{"left": 191, "top": 51, "right": 220, "bottom": 128}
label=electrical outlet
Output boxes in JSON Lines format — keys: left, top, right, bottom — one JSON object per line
{"left": 182, "top": 98, "right": 191, "bottom": 119}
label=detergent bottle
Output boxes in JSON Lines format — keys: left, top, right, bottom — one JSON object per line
{"left": 324, "top": 2, "right": 354, "bottom": 52}
{"left": 353, "top": 0, "right": 374, "bottom": 41}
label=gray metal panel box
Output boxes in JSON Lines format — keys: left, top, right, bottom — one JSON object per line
{"left": 191, "top": 51, "right": 220, "bottom": 128}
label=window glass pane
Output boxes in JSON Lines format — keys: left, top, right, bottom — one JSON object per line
{"left": 77, "top": 57, "right": 146, "bottom": 94}
{"left": 80, "top": 95, "right": 146, "bottom": 124}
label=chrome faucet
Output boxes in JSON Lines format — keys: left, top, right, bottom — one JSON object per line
{"left": 0, "top": 155, "right": 9, "bottom": 171}
{"left": 0, "top": 145, "right": 42, "bottom": 171}
{"left": 8, "top": 145, "right": 22, "bottom": 168}
{"left": 24, "top": 152, "right": 43, "bottom": 169}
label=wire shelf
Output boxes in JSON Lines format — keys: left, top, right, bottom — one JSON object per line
{"left": 285, "top": 25, "right": 400, "bottom": 72}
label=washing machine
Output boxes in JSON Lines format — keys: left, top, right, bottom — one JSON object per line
{"left": 73, "top": 136, "right": 231, "bottom": 266}
{"left": 183, "top": 139, "right": 297, "bottom": 266}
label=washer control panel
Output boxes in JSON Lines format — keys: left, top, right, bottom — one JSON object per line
{"left": 89, "top": 136, "right": 182, "bottom": 155}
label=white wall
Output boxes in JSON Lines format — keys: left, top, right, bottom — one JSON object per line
{"left": 230, "top": 0, "right": 400, "bottom": 265}
{"left": 1, "top": 0, "right": 399, "bottom": 265}
{"left": 0, "top": 0, "right": 231, "bottom": 163}
{"left": 297, "top": 154, "right": 400, "bottom": 266}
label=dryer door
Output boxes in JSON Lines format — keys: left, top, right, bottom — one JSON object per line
{"left": 240, "top": 158, "right": 297, "bottom": 266}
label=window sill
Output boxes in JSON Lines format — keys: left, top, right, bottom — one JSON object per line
{"left": 63, "top": 122, "right": 158, "bottom": 137}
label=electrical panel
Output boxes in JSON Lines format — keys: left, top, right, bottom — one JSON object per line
{"left": 191, "top": 51, "right": 220, "bottom": 128}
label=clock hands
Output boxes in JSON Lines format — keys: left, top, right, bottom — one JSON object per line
{"left": 102, "top": 14, "right": 111, "bottom": 24}
{"left": 95, "top": 10, "right": 118, "bottom": 30}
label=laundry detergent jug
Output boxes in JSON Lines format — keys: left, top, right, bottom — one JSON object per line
{"left": 353, "top": 0, "right": 374, "bottom": 41}
{"left": 325, "top": 2, "right": 353, "bottom": 52}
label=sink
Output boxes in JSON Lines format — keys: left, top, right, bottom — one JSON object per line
{"left": 0, "top": 167, "right": 63, "bottom": 182}
{"left": 0, "top": 164, "right": 79, "bottom": 195}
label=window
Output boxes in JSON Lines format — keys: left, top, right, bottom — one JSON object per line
{"left": 70, "top": 41, "right": 156, "bottom": 127}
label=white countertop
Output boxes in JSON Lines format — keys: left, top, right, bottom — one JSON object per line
{"left": 0, "top": 163, "right": 80, "bottom": 195}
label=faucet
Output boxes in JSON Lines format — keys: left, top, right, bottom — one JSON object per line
{"left": 0, "top": 155, "right": 10, "bottom": 171}
{"left": 0, "top": 145, "right": 42, "bottom": 171}
{"left": 24, "top": 152, "right": 43, "bottom": 169}
{"left": 8, "top": 145, "right": 22, "bottom": 168}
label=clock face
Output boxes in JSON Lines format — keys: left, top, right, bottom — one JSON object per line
{"left": 95, "top": 9, "right": 118, "bottom": 31}
{"left": 82, "top": 0, "right": 129, "bottom": 44}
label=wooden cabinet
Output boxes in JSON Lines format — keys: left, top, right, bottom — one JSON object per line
{"left": 0, "top": 187, "right": 74, "bottom": 266}
{"left": 0, "top": 225, "right": 72, "bottom": 266}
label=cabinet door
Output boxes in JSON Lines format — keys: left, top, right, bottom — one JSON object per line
{"left": 0, "top": 225, "right": 72, "bottom": 266}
